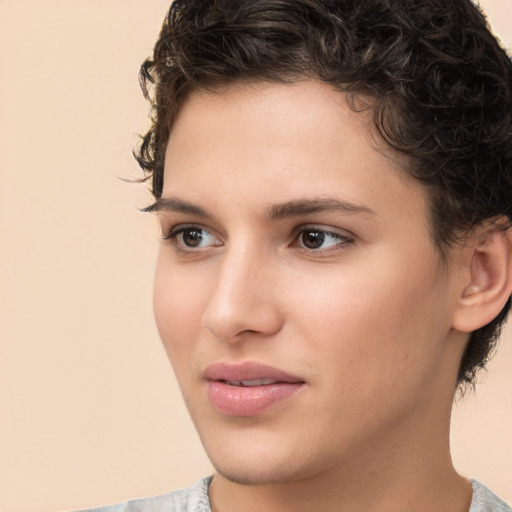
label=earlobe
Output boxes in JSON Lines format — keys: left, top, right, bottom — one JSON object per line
{"left": 452, "top": 223, "right": 512, "bottom": 333}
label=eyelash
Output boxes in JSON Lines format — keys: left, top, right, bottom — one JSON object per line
{"left": 162, "top": 224, "right": 354, "bottom": 256}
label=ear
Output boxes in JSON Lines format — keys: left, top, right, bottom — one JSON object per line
{"left": 452, "top": 222, "right": 512, "bottom": 333}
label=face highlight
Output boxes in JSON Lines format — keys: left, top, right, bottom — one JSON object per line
{"left": 153, "top": 80, "right": 467, "bottom": 486}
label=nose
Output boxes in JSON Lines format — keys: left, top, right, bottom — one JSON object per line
{"left": 201, "top": 244, "right": 283, "bottom": 343}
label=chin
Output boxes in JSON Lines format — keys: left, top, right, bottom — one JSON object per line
{"left": 211, "top": 458, "right": 306, "bottom": 486}
{"left": 201, "top": 429, "right": 325, "bottom": 486}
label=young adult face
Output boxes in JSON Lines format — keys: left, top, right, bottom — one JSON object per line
{"left": 153, "top": 80, "right": 468, "bottom": 486}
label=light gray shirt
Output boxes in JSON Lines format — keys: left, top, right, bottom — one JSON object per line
{"left": 78, "top": 476, "right": 511, "bottom": 512}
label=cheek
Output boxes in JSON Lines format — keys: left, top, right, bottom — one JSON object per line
{"left": 153, "top": 253, "right": 210, "bottom": 361}
{"left": 284, "top": 255, "right": 449, "bottom": 387}
{"left": 284, "top": 266, "right": 451, "bottom": 441}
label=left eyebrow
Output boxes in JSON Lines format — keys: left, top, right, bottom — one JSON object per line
{"left": 265, "top": 197, "right": 377, "bottom": 220}
{"left": 143, "top": 197, "right": 212, "bottom": 218}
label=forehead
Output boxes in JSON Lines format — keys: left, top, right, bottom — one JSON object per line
{"left": 172, "top": 80, "right": 370, "bottom": 142}
{"left": 163, "top": 80, "right": 428, "bottom": 221}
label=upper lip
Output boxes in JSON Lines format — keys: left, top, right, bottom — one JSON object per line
{"left": 204, "top": 361, "right": 305, "bottom": 383}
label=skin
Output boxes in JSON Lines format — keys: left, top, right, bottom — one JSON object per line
{"left": 153, "top": 80, "right": 474, "bottom": 512}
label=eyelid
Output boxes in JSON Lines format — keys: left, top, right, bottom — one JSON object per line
{"left": 292, "top": 223, "right": 354, "bottom": 240}
{"left": 162, "top": 222, "right": 210, "bottom": 239}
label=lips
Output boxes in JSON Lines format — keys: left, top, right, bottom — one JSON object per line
{"left": 204, "top": 362, "right": 305, "bottom": 416}
{"left": 222, "top": 378, "right": 279, "bottom": 387}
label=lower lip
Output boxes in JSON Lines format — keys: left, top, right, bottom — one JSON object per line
{"left": 207, "top": 381, "right": 303, "bottom": 416}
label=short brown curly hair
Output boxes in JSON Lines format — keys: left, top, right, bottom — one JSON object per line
{"left": 136, "top": 0, "right": 512, "bottom": 388}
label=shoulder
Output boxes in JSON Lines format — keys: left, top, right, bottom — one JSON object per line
{"left": 75, "top": 476, "right": 213, "bottom": 512}
{"left": 470, "top": 480, "right": 511, "bottom": 512}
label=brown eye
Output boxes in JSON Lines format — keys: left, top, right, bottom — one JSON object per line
{"left": 167, "top": 225, "right": 221, "bottom": 251}
{"left": 295, "top": 227, "right": 352, "bottom": 252}
{"left": 301, "top": 230, "right": 325, "bottom": 249}
{"left": 181, "top": 228, "right": 205, "bottom": 247}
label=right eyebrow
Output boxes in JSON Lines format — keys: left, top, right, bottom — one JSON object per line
{"left": 265, "top": 197, "right": 376, "bottom": 220}
{"left": 143, "top": 197, "right": 212, "bottom": 218}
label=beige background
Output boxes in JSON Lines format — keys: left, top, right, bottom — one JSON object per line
{"left": 0, "top": 1, "right": 511, "bottom": 511}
